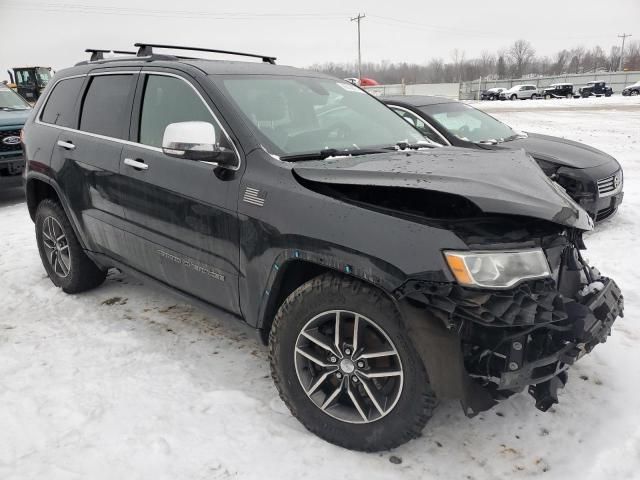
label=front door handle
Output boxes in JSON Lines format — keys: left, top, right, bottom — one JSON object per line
{"left": 57, "top": 140, "right": 76, "bottom": 150}
{"left": 124, "top": 158, "right": 149, "bottom": 171}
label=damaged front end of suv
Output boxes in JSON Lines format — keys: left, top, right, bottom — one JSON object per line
{"left": 293, "top": 147, "right": 624, "bottom": 417}
{"left": 396, "top": 222, "right": 623, "bottom": 415}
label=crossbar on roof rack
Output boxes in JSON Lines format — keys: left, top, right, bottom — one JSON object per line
{"left": 134, "top": 43, "right": 277, "bottom": 64}
{"left": 85, "top": 49, "right": 137, "bottom": 62}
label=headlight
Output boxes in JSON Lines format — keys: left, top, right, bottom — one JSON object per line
{"left": 443, "top": 249, "right": 551, "bottom": 289}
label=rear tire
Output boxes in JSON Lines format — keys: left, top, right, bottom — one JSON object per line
{"left": 269, "top": 273, "right": 436, "bottom": 451}
{"left": 35, "top": 199, "right": 107, "bottom": 293}
{"left": 531, "top": 94, "right": 538, "bottom": 100}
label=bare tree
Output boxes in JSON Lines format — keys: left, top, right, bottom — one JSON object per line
{"left": 310, "top": 40, "right": 638, "bottom": 86}
{"left": 508, "top": 39, "right": 536, "bottom": 78}
{"left": 450, "top": 49, "right": 466, "bottom": 82}
{"left": 479, "top": 50, "right": 496, "bottom": 77}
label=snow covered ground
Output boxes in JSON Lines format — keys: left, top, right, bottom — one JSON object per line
{"left": 1, "top": 101, "right": 639, "bottom": 479}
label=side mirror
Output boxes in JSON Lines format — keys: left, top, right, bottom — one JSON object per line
{"left": 162, "top": 121, "right": 238, "bottom": 169}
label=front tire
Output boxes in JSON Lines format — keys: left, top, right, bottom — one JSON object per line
{"left": 269, "top": 273, "right": 436, "bottom": 451}
{"left": 35, "top": 199, "right": 107, "bottom": 293}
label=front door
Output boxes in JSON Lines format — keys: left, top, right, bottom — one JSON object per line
{"left": 118, "top": 71, "right": 242, "bottom": 314}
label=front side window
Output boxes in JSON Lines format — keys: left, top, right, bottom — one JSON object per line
{"left": 0, "top": 88, "right": 31, "bottom": 111}
{"left": 215, "top": 75, "right": 425, "bottom": 157}
{"left": 139, "top": 74, "right": 225, "bottom": 149}
{"left": 40, "top": 77, "right": 85, "bottom": 127}
{"left": 421, "top": 102, "right": 517, "bottom": 144}
{"left": 80, "top": 74, "right": 135, "bottom": 139}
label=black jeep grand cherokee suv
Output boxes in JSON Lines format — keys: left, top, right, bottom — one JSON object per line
{"left": 22, "top": 44, "right": 623, "bottom": 451}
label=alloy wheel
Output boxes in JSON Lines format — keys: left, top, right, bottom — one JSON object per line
{"left": 42, "top": 216, "right": 71, "bottom": 278}
{"left": 294, "top": 310, "right": 403, "bottom": 424}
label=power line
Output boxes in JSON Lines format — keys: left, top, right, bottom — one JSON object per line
{"left": 2, "top": 1, "right": 349, "bottom": 20}
{"left": 618, "top": 33, "right": 632, "bottom": 71}
{"left": 351, "top": 13, "right": 365, "bottom": 80}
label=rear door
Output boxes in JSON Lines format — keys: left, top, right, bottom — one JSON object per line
{"left": 48, "top": 70, "right": 139, "bottom": 257}
{"left": 117, "top": 69, "right": 243, "bottom": 314}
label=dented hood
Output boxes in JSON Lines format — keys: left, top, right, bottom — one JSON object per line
{"left": 293, "top": 148, "right": 594, "bottom": 231}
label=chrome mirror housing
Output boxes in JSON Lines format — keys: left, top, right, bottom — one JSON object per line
{"left": 162, "top": 121, "right": 237, "bottom": 168}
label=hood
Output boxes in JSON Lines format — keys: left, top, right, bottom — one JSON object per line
{"left": 292, "top": 148, "right": 593, "bottom": 231}
{"left": 498, "top": 132, "right": 616, "bottom": 169}
{"left": 0, "top": 109, "right": 31, "bottom": 127}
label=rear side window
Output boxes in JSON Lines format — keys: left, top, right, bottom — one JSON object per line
{"left": 138, "top": 74, "right": 222, "bottom": 148}
{"left": 80, "top": 74, "right": 135, "bottom": 139}
{"left": 40, "top": 77, "right": 84, "bottom": 127}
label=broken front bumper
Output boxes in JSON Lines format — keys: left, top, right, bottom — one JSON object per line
{"left": 397, "top": 275, "right": 624, "bottom": 415}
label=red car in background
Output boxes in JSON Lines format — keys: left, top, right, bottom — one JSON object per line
{"left": 344, "top": 77, "right": 379, "bottom": 87}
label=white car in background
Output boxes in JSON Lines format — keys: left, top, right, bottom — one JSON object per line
{"left": 499, "top": 84, "right": 540, "bottom": 100}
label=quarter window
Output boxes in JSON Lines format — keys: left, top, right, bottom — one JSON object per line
{"left": 139, "top": 75, "right": 223, "bottom": 149}
{"left": 80, "top": 74, "right": 135, "bottom": 139}
{"left": 40, "top": 77, "right": 85, "bottom": 127}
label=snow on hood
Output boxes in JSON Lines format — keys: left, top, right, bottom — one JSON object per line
{"left": 293, "top": 148, "right": 594, "bottom": 231}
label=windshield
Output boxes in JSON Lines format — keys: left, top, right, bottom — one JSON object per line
{"left": 0, "top": 89, "right": 31, "bottom": 110}
{"left": 420, "top": 102, "right": 516, "bottom": 143}
{"left": 215, "top": 75, "right": 426, "bottom": 156}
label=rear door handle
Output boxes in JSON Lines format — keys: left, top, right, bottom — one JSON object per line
{"left": 57, "top": 140, "right": 76, "bottom": 150}
{"left": 124, "top": 158, "right": 149, "bottom": 170}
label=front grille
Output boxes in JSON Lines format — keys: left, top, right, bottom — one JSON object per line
{"left": 597, "top": 172, "right": 621, "bottom": 196}
{"left": 0, "top": 129, "right": 22, "bottom": 153}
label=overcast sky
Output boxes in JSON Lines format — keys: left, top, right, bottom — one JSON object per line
{"left": 2, "top": 0, "right": 638, "bottom": 79}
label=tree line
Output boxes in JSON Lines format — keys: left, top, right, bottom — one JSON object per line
{"left": 311, "top": 39, "right": 640, "bottom": 85}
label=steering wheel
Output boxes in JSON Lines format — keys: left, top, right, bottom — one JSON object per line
{"left": 457, "top": 125, "right": 471, "bottom": 138}
{"left": 326, "top": 122, "right": 352, "bottom": 141}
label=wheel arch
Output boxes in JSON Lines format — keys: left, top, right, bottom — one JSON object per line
{"left": 256, "top": 258, "right": 400, "bottom": 345}
{"left": 26, "top": 174, "right": 89, "bottom": 250}
{"left": 26, "top": 176, "right": 60, "bottom": 221}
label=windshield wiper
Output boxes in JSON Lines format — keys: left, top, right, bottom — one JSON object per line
{"left": 280, "top": 147, "right": 388, "bottom": 162}
{"left": 385, "top": 141, "right": 437, "bottom": 151}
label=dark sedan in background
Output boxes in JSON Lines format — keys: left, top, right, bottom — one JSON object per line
{"left": 382, "top": 95, "right": 623, "bottom": 222}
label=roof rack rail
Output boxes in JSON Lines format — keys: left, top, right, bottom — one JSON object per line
{"left": 134, "top": 43, "right": 277, "bottom": 64}
{"left": 86, "top": 48, "right": 137, "bottom": 62}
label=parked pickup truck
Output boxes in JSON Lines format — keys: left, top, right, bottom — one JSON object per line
{"left": 0, "top": 84, "right": 31, "bottom": 189}
{"left": 541, "top": 83, "right": 576, "bottom": 99}
{"left": 578, "top": 81, "right": 613, "bottom": 98}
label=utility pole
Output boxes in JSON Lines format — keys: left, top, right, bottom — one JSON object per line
{"left": 618, "top": 33, "right": 632, "bottom": 71}
{"left": 351, "top": 13, "right": 366, "bottom": 82}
